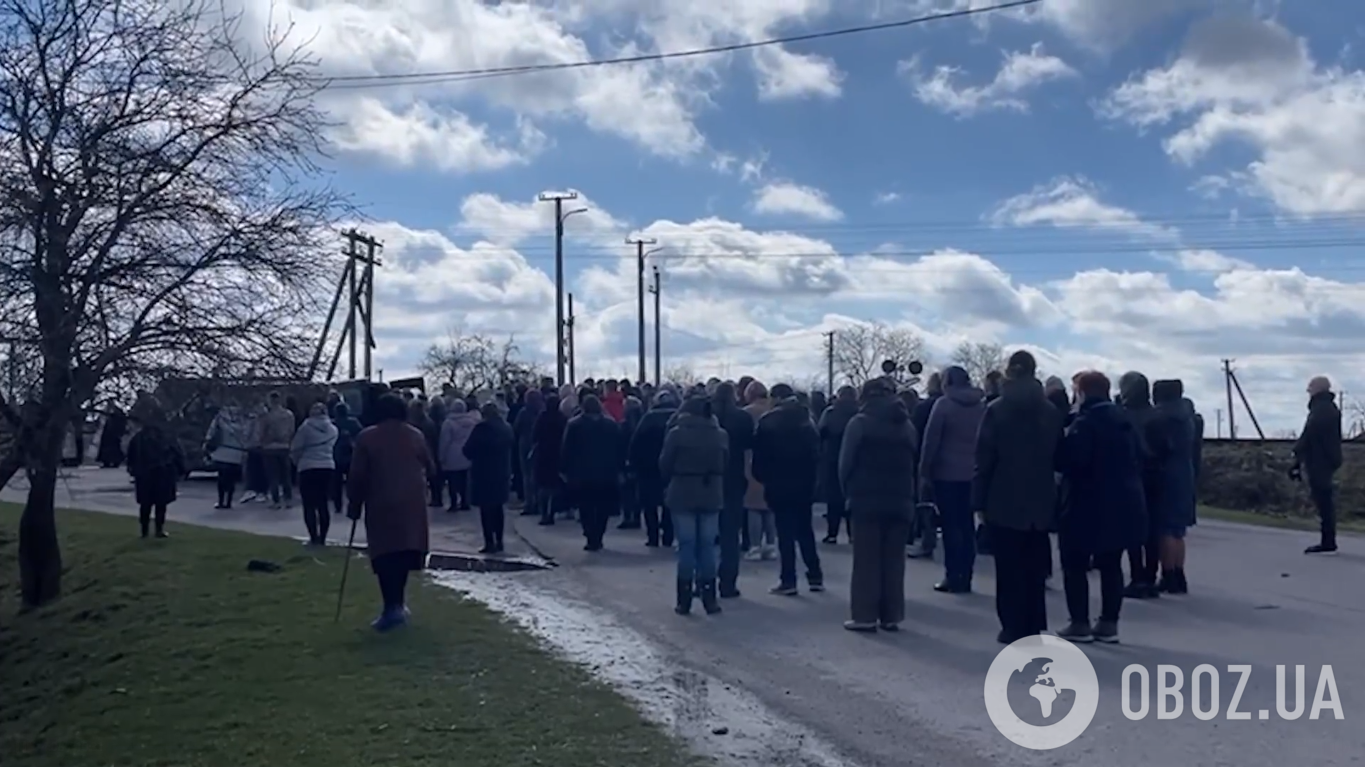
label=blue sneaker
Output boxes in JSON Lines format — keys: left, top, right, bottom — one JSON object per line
{"left": 370, "top": 608, "right": 408, "bottom": 633}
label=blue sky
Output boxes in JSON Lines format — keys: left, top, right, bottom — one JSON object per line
{"left": 243, "top": 0, "right": 1365, "bottom": 434}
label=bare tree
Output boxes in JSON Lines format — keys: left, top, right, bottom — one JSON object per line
{"left": 831, "top": 322, "right": 927, "bottom": 387}
{"left": 950, "top": 341, "right": 1008, "bottom": 387}
{"left": 419, "top": 330, "right": 545, "bottom": 392}
{"left": 664, "top": 363, "right": 700, "bottom": 388}
{"left": 0, "top": 0, "right": 345, "bottom": 607}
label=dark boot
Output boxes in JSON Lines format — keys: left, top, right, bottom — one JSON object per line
{"left": 674, "top": 580, "right": 693, "bottom": 615}
{"left": 699, "top": 581, "right": 722, "bottom": 615}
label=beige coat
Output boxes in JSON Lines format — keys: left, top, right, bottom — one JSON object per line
{"left": 742, "top": 398, "right": 772, "bottom": 510}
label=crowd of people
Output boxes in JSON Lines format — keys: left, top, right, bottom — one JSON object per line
{"left": 105, "top": 352, "right": 1345, "bottom": 640}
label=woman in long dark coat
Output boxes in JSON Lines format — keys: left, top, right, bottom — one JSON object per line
{"left": 532, "top": 394, "right": 567, "bottom": 526}
{"left": 125, "top": 412, "right": 185, "bottom": 539}
{"left": 1055, "top": 371, "right": 1147, "bottom": 645}
{"left": 463, "top": 402, "right": 514, "bottom": 553}
{"left": 98, "top": 405, "right": 128, "bottom": 468}
{"left": 346, "top": 394, "right": 435, "bottom": 633}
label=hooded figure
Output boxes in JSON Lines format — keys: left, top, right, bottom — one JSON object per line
{"left": 464, "top": 402, "right": 514, "bottom": 553}
{"left": 1115, "top": 372, "right": 1164, "bottom": 598}
{"left": 710, "top": 382, "right": 755, "bottom": 597}
{"left": 630, "top": 389, "right": 679, "bottom": 546}
{"left": 973, "top": 351, "right": 1064, "bottom": 644}
{"left": 562, "top": 394, "right": 622, "bottom": 550}
{"left": 740, "top": 380, "right": 776, "bottom": 559}
{"left": 818, "top": 386, "right": 859, "bottom": 543}
{"left": 513, "top": 389, "right": 545, "bottom": 516}
{"left": 1149, "top": 379, "right": 1199, "bottom": 590}
{"left": 439, "top": 400, "right": 481, "bottom": 511}
{"left": 346, "top": 394, "right": 436, "bottom": 633}
{"left": 752, "top": 383, "right": 824, "bottom": 594}
{"left": 838, "top": 378, "right": 918, "bottom": 631}
{"left": 532, "top": 394, "right": 569, "bottom": 524}
{"left": 293, "top": 402, "right": 339, "bottom": 546}
{"left": 126, "top": 410, "right": 186, "bottom": 539}
{"left": 1055, "top": 371, "right": 1147, "bottom": 644}
{"left": 918, "top": 365, "right": 985, "bottom": 590}
{"left": 660, "top": 395, "right": 729, "bottom": 615}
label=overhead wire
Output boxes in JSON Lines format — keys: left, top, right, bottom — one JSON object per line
{"left": 315, "top": 0, "right": 1043, "bottom": 90}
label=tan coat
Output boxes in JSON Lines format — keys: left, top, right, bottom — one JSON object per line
{"left": 742, "top": 398, "right": 772, "bottom": 510}
{"left": 348, "top": 421, "right": 436, "bottom": 558}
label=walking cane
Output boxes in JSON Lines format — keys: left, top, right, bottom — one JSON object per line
{"left": 334, "top": 516, "right": 359, "bottom": 623}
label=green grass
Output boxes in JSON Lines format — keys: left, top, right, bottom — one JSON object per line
{"left": 1198, "top": 504, "right": 1365, "bottom": 535}
{"left": 0, "top": 505, "right": 699, "bottom": 767}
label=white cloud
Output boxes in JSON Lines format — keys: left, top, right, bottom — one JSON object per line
{"left": 330, "top": 98, "right": 545, "bottom": 172}
{"left": 751, "top": 46, "right": 843, "bottom": 100}
{"left": 907, "top": 0, "right": 1228, "bottom": 51}
{"left": 990, "top": 177, "right": 1179, "bottom": 241}
{"left": 457, "top": 191, "right": 627, "bottom": 247}
{"left": 874, "top": 192, "right": 901, "bottom": 205}
{"left": 1099, "top": 15, "right": 1365, "bottom": 216}
{"left": 235, "top": 0, "right": 854, "bottom": 168}
{"left": 900, "top": 43, "right": 1077, "bottom": 117}
{"left": 751, "top": 181, "right": 844, "bottom": 221}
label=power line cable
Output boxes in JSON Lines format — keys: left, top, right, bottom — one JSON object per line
{"left": 318, "top": 0, "right": 1041, "bottom": 89}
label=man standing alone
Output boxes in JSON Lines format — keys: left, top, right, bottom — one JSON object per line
{"left": 1293, "top": 375, "right": 1343, "bottom": 555}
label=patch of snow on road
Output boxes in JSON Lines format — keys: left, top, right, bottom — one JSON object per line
{"left": 430, "top": 571, "right": 855, "bottom": 767}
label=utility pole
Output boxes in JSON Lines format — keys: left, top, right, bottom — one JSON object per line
{"left": 649, "top": 266, "right": 662, "bottom": 386}
{"left": 1222, "top": 358, "right": 1236, "bottom": 439}
{"left": 824, "top": 330, "right": 836, "bottom": 394}
{"left": 627, "top": 236, "right": 658, "bottom": 385}
{"left": 539, "top": 191, "right": 586, "bottom": 388}
{"left": 311, "top": 228, "right": 383, "bottom": 382}
{"left": 1215, "top": 408, "right": 1223, "bottom": 439}
{"left": 566, "top": 292, "right": 577, "bottom": 386}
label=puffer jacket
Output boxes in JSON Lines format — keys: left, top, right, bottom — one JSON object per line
{"left": 439, "top": 408, "right": 482, "bottom": 472}
{"left": 206, "top": 408, "right": 247, "bottom": 465}
{"left": 660, "top": 400, "right": 729, "bottom": 512}
{"left": 839, "top": 394, "right": 918, "bottom": 518}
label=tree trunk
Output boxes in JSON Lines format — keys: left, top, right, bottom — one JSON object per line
{"left": 0, "top": 450, "right": 21, "bottom": 492}
{"left": 18, "top": 423, "right": 65, "bottom": 608}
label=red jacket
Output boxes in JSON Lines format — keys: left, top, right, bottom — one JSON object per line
{"left": 602, "top": 391, "right": 626, "bottom": 422}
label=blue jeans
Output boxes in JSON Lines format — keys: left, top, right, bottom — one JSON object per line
{"left": 674, "top": 509, "right": 720, "bottom": 584}
{"left": 936, "top": 480, "right": 975, "bottom": 587}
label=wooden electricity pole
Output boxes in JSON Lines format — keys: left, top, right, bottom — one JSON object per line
{"left": 628, "top": 236, "right": 657, "bottom": 385}
{"left": 649, "top": 266, "right": 661, "bottom": 386}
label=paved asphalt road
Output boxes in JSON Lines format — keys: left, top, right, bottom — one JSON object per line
{"left": 510, "top": 512, "right": 1363, "bottom": 767}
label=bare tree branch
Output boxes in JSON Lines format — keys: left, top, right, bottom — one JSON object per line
{"left": 831, "top": 322, "right": 927, "bottom": 387}
{"left": 0, "top": 0, "right": 348, "bottom": 607}
{"left": 949, "top": 341, "right": 1008, "bottom": 387}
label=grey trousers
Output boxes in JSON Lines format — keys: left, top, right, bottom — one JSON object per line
{"left": 849, "top": 514, "right": 911, "bottom": 625}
